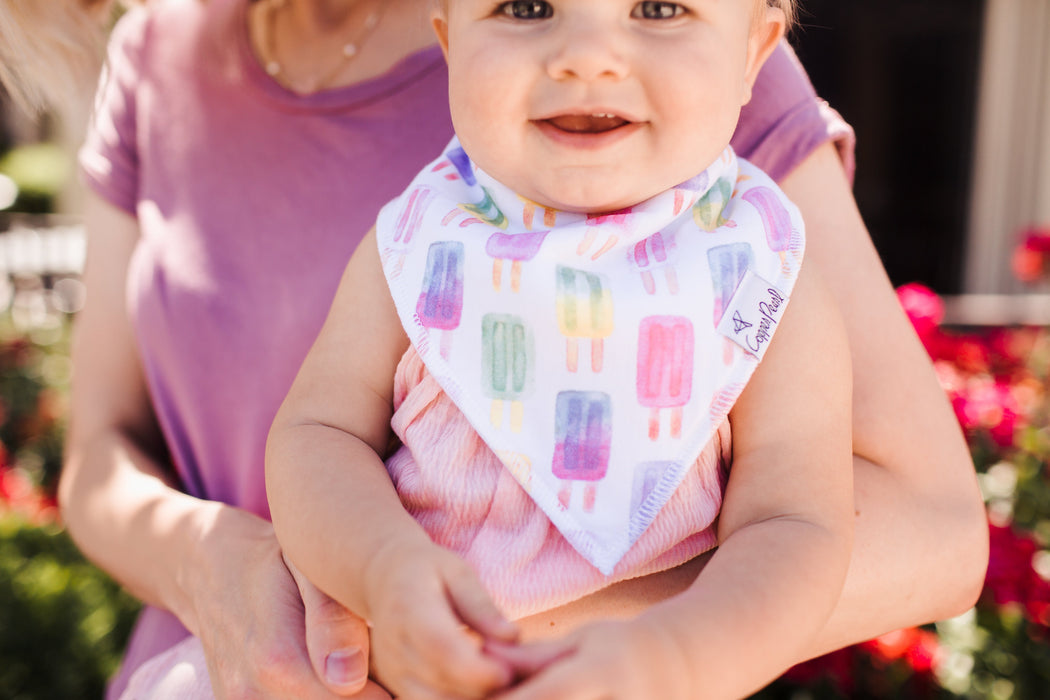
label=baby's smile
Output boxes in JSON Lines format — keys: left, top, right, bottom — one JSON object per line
{"left": 541, "top": 113, "right": 632, "bottom": 134}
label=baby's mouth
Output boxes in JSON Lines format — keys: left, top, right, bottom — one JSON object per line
{"left": 543, "top": 113, "right": 632, "bottom": 134}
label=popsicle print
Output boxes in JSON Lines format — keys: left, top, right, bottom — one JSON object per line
{"left": 481, "top": 314, "right": 534, "bottom": 432}
{"left": 485, "top": 230, "right": 550, "bottom": 292}
{"left": 578, "top": 208, "right": 632, "bottom": 260}
{"left": 637, "top": 316, "right": 695, "bottom": 440}
{"left": 519, "top": 195, "right": 558, "bottom": 230}
{"left": 496, "top": 450, "right": 533, "bottom": 492}
{"left": 707, "top": 242, "right": 754, "bottom": 365}
{"left": 671, "top": 172, "right": 710, "bottom": 217}
{"left": 741, "top": 186, "right": 795, "bottom": 273}
{"left": 441, "top": 146, "right": 508, "bottom": 229}
{"left": 709, "top": 382, "right": 746, "bottom": 424}
{"left": 706, "top": 242, "right": 754, "bottom": 324}
{"left": 553, "top": 391, "right": 613, "bottom": 513}
{"left": 416, "top": 241, "right": 465, "bottom": 359}
{"left": 385, "top": 186, "right": 435, "bottom": 274}
{"left": 447, "top": 146, "right": 477, "bottom": 186}
{"left": 555, "top": 265, "right": 614, "bottom": 373}
{"left": 460, "top": 186, "right": 508, "bottom": 229}
{"left": 692, "top": 176, "right": 736, "bottom": 231}
{"left": 629, "top": 461, "right": 676, "bottom": 537}
{"left": 630, "top": 231, "right": 679, "bottom": 295}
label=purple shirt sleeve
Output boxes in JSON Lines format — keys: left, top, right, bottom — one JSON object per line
{"left": 732, "top": 40, "right": 856, "bottom": 184}
{"left": 78, "top": 8, "right": 148, "bottom": 215}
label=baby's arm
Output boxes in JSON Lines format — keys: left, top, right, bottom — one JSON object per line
{"left": 266, "top": 229, "right": 517, "bottom": 699}
{"left": 493, "top": 261, "right": 854, "bottom": 700}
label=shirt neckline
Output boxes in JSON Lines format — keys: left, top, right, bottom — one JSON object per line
{"left": 234, "top": 0, "right": 445, "bottom": 113}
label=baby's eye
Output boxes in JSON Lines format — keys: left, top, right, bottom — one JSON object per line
{"left": 631, "top": 1, "right": 685, "bottom": 19}
{"left": 498, "top": 1, "right": 554, "bottom": 19}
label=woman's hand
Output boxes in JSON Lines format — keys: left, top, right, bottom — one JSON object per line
{"left": 187, "top": 506, "right": 389, "bottom": 699}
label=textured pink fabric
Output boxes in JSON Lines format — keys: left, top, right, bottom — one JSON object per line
{"left": 387, "top": 347, "right": 732, "bottom": 620}
{"left": 119, "top": 637, "right": 212, "bottom": 700}
{"left": 78, "top": 0, "right": 853, "bottom": 693}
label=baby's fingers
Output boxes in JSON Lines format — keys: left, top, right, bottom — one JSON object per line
{"left": 444, "top": 563, "right": 518, "bottom": 642}
{"left": 392, "top": 597, "right": 513, "bottom": 696}
{"left": 485, "top": 638, "right": 574, "bottom": 678}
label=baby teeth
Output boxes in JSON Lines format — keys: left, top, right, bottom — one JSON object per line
{"left": 593, "top": 113, "right": 616, "bottom": 118}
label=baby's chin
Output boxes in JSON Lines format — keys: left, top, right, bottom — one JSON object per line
{"left": 514, "top": 181, "right": 658, "bottom": 216}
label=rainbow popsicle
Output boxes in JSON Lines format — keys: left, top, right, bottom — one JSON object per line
{"left": 637, "top": 316, "right": 694, "bottom": 440}
{"left": 555, "top": 265, "right": 614, "bottom": 373}
{"left": 692, "top": 176, "right": 735, "bottom": 231}
{"left": 481, "top": 313, "right": 533, "bottom": 432}
{"left": 741, "top": 186, "right": 793, "bottom": 271}
{"left": 416, "top": 241, "right": 465, "bottom": 358}
{"left": 485, "top": 230, "right": 550, "bottom": 292}
{"left": 553, "top": 391, "right": 612, "bottom": 512}
{"left": 630, "top": 231, "right": 679, "bottom": 295}
{"left": 461, "top": 186, "right": 508, "bottom": 229}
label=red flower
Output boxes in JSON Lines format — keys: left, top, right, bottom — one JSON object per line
{"left": 1012, "top": 226, "right": 1050, "bottom": 283}
{"left": 861, "top": 628, "right": 943, "bottom": 673}
{"left": 897, "top": 283, "right": 945, "bottom": 354}
{"left": 0, "top": 464, "right": 58, "bottom": 525}
{"left": 1013, "top": 241, "right": 1045, "bottom": 282}
{"left": 950, "top": 377, "right": 1023, "bottom": 446}
{"left": 984, "top": 523, "right": 1050, "bottom": 628}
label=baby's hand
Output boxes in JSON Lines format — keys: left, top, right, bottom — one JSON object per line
{"left": 363, "top": 538, "right": 518, "bottom": 699}
{"left": 487, "top": 618, "right": 693, "bottom": 700}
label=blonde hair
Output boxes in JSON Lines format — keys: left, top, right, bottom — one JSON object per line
{"left": 770, "top": 0, "right": 797, "bottom": 32}
{"left": 0, "top": 0, "right": 109, "bottom": 116}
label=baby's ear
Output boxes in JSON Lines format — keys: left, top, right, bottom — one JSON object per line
{"left": 741, "top": 5, "right": 786, "bottom": 103}
{"left": 432, "top": 5, "right": 451, "bottom": 61}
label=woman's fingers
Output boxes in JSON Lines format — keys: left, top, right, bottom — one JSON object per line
{"left": 285, "top": 553, "right": 372, "bottom": 695}
{"left": 188, "top": 518, "right": 391, "bottom": 700}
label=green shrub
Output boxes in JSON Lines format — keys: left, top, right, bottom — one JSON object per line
{"left": 0, "top": 512, "right": 139, "bottom": 699}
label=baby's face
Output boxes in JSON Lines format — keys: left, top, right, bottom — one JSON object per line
{"left": 433, "top": 0, "right": 784, "bottom": 213}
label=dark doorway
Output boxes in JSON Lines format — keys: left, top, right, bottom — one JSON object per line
{"left": 790, "top": 0, "right": 985, "bottom": 293}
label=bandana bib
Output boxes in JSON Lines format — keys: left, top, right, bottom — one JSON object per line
{"left": 376, "top": 138, "right": 805, "bottom": 574}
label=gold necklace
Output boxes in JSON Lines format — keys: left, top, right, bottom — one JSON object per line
{"left": 260, "top": 0, "right": 383, "bottom": 92}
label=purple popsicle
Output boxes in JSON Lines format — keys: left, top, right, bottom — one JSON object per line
{"left": 416, "top": 242, "right": 465, "bottom": 358}
{"left": 741, "top": 186, "right": 792, "bottom": 254}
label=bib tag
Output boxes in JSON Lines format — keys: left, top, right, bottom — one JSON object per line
{"left": 717, "top": 269, "right": 790, "bottom": 360}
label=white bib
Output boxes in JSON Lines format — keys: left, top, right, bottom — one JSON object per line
{"left": 376, "top": 138, "right": 804, "bottom": 574}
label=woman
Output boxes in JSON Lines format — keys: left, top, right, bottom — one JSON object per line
{"left": 1, "top": 0, "right": 988, "bottom": 697}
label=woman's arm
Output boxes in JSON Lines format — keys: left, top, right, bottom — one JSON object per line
{"left": 780, "top": 142, "right": 988, "bottom": 654}
{"left": 58, "top": 192, "right": 384, "bottom": 699}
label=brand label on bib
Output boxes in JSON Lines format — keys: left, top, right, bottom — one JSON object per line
{"left": 717, "top": 269, "right": 790, "bottom": 360}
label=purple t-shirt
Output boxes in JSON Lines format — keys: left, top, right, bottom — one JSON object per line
{"left": 79, "top": 0, "right": 853, "bottom": 694}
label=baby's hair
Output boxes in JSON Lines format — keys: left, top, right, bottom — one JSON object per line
{"left": 0, "top": 0, "right": 108, "bottom": 115}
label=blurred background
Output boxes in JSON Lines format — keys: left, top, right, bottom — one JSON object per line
{"left": 1, "top": 0, "right": 1050, "bottom": 698}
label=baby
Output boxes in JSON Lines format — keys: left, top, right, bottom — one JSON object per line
{"left": 267, "top": 1, "right": 855, "bottom": 699}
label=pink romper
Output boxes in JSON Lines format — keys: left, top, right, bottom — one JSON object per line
{"left": 387, "top": 346, "right": 733, "bottom": 619}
